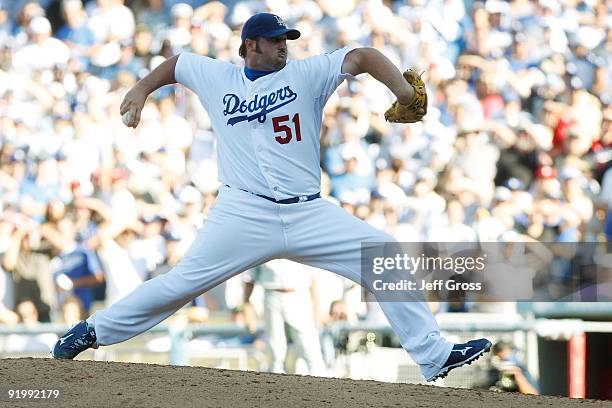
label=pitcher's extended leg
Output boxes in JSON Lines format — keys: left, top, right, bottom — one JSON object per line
{"left": 282, "top": 199, "right": 453, "bottom": 380}
{"left": 53, "top": 188, "right": 285, "bottom": 357}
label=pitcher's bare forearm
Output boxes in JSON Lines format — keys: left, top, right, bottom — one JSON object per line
{"left": 342, "top": 48, "right": 414, "bottom": 104}
{"left": 135, "top": 55, "right": 179, "bottom": 95}
{"left": 120, "top": 55, "right": 179, "bottom": 127}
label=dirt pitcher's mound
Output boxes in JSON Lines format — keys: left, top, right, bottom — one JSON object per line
{"left": 0, "top": 358, "right": 608, "bottom": 408}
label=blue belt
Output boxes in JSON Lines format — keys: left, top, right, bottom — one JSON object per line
{"left": 226, "top": 185, "right": 320, "bottom": 204}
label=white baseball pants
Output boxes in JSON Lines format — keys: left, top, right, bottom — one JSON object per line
{"left": 89, "top": 186, "right": 452, "bottom": 379}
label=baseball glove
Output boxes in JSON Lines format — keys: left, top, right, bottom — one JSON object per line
{"left": 384, "top": 69, "right": 427, "bottom": 123}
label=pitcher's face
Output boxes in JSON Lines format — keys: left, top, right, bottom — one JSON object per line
{"left": 247, "top": 35, "right": 288, "bottom": 71}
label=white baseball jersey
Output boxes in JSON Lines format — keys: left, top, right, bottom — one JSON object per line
{"left": 174, "top": 47, "right": 354, "bottom": 199}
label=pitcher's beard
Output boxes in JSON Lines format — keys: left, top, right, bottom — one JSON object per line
{"left": 272, "top": 55, "right": 287, "bottom": 70}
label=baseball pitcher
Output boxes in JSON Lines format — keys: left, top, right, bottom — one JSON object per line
{"left": 53, "top": 13, "right": 491, "bottom": 382}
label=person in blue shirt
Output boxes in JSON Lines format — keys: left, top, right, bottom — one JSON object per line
{"left": 53, "top": 244, "right": 104, "bottom": 314}
{"left": 55, "top": 0, "right": 96, "bottom": 69}
{"left": 19, "top": 156, "right": 62, "bottom": 222}
{"left": 330, "top": 154, "right": 376, "bottom": 204}
{"left": 97, "top": 39, "right": 146, "bottom": 81}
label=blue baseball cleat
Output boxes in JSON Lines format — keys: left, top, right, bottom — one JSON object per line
{"left": 52, "top": 320, "right": 98, "bottom": 359}
{"left": 427, "top": 338, "right": 492, "bottom": 382}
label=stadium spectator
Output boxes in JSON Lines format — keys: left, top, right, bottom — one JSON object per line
{"left": 319, "top": 298, "right": 356, "bottom": 369}
{"left": 129, "top": 214, "right": 167, "bottom": 279}
{"left": 12, "top": 16, "right": 70, "bottom": 74}
{"left": 136, "top": 0, "right": 170, "bottom": 43}
{"left": 93, "top": 220, "right": 145, "bottom": 307}
{"left": 149, "top": 226, "right": 183, "bottom": 278}
{"left": 52, "top": 241, "right": 105, "bottom": 315}
{"left": 71, "top": 196, "right": 110, "bottom": 248}
{"left": 56, "top": 0, "right": 97, "bottom": 69}
{"left": 11, "top": 1, "right": 46, "bottom": 49}
{"left": 0, "top": 299, "right": 57, "bottom": 353}
{"left": 163, "top": 2, "right": 193, "bottom": 52}
{"left": 1, "top": 216, "right": 56, "bottom": 322}
{"left": 427, "top": 198, "right": 477, "bottom": 242}
{"left": 133, "top": 23, "right": 156, "bottom": 69}
{"left": 96, "top": 37, "right": 145, "bottom": 81}
{"left": 243, "top": 261, "right": 326, "bottom": 376}
{"left": 87, "top": 0, "right": 135, "bottom": 43}
{"left": 487, "top": 340, "right": 539, "bottom": 395}
{"left": 60, "top": 295, "right": 84, "bottom": 325}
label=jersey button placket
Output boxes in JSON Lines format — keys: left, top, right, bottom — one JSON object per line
{"left": 251, "top": 83, "right": 278, "bottom": 199}
{"left": 250, "top": 126, "right": 275, "bottom": 197}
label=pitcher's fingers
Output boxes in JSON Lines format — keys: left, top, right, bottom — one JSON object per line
{"left": 132, "top": 109, "right": 142, "bottom": 128}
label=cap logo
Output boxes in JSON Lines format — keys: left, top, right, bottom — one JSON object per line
{"left": 274, "top": 15, "right": 286, "bottom": 27}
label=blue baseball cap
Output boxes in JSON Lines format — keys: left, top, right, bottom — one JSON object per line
{"left": 241, "top": 13, "right": 300, "bottom": 42}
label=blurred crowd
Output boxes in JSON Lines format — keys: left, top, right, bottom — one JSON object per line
{"left": 0, "top": 0, "right": 610, "bottom": 361}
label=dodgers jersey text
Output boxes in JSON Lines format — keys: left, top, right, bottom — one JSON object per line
{"left": 175, "top": 48, "right": 354, "bottom": 199}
